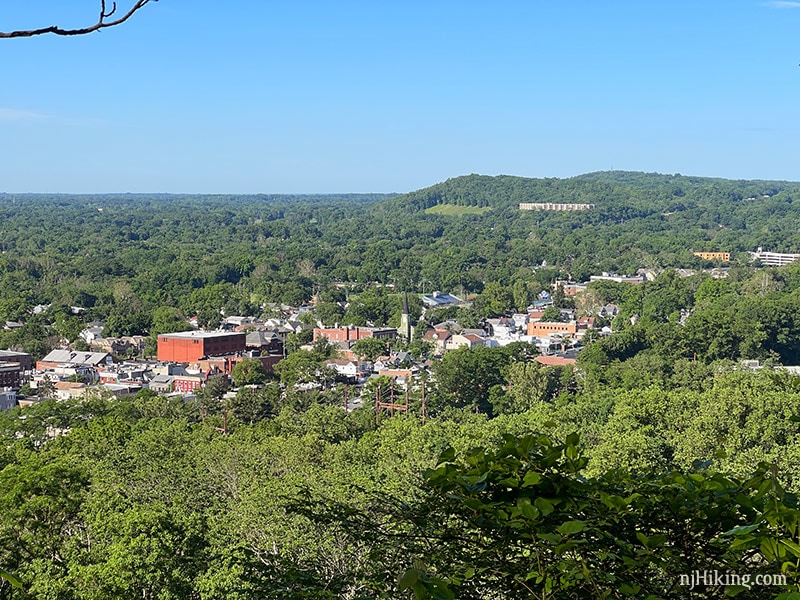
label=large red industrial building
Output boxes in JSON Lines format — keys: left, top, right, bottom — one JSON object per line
{"left": 157, "top": 331, "right": 246, "bottom": 363}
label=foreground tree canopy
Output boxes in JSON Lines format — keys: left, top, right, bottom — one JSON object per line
{"left": 3, "top": 392, "right": 800, "bottom": 598}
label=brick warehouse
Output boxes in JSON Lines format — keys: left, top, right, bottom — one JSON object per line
{"left": 157, "top": 331, "right": 246, "bottom": 363}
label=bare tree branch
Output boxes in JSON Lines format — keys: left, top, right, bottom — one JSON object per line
{"left": 0, "top": 0, "right": 156, "bottom": 38}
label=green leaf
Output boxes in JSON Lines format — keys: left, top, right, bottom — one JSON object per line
{"left": 724, "top": 585, "right": 749, "bottom": 596}
{"left": 437, "top": 447, "right": 456, "bottom": 464}
{"left": 535, "top": 497, "right": 555, "bottom": 516}
{"left": 619, "top": 582, "right": 641, "bottom": 595}
{"left": 780, "top": 539, "right": 800, "bottom": 558}
{"left": 429, "top": 578, "right": 456, "bottom": 600}
{"left": 0, "top": 569, "right": 22, "bottom": 589}
{"left": 728, "top": 536, "right": 757, "bottom": 550}
{"left": 722, "top": 523, "right": 760, "bottom": 536}
{"left": 557, "top": 520, "right": 586, "bottom": 535}
{"left": 761, "top": 537, "right": 779, "bottom": 561}
{"left": 519, "top": 500, "right": 539, "bottom": 520}
{"left": 522, "top": 471, "right": 542, "bottom": 487}
{"left": 398, "top": 568, "right": 420, "bottom": 589}
{"left": 692, "top": 458, "right": 713, "bottom": 470}
{"left": 636, "top": 532, "right": 667, "bottom": 549}
{"left": 555, "top": 541, "right": 580, "bottom": 554}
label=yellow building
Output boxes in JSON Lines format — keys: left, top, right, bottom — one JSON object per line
{"left": 693, "top": 251, "right": 730, "bottom": 262}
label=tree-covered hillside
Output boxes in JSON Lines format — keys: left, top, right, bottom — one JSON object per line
{"left": 1, "top": 171, "right": 800, "bottom": 358}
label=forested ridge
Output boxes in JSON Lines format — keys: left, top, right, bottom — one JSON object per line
{"left": 5, "top": 172, "right": 800, "bottom": 597}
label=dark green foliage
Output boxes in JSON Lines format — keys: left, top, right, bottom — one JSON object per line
{"left": 432, "top": 346, "right": 518, "bottom": 415}
{"left": 230, "top": 357, "right": 268, "bottom": 387}
{"left": 351, "top": 336, "right": 390, "bottom": 361}
{"left": 540, "top": 305, "right": 564, "bottom": 322}
{"left": 392, "top": 434, "right": 800, "bottom": 599}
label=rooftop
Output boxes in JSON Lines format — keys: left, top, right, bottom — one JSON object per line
{"left": 40, "top": 349, "right": 109, "bottom": 366}
{"left": 158, "top": 331, "right": 245, "bottom": 340}
{"left": 535, "top": 355, "right": 577, "bottom": 366}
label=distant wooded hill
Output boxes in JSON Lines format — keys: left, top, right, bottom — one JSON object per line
{"left": 371, "top": 171, "right": 800, "bottom": 277}
{"left": 378, "top": 170, "right": 800, "bottom": 216}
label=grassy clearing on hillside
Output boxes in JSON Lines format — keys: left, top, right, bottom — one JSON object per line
{"left": 424, "top": 204, "right": 492, "bottom": 216}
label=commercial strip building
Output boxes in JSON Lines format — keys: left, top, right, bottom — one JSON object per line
{"left": 750, "top": 248, "right": 800, "bottom": 267}
{"left": 693, "top": 251, "right": 730, "bottom": 262}
{"left": 519, "top": 203, "right": 595, "bottom": 211}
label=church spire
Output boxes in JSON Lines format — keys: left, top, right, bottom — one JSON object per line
{"left": 400, "top": 291, "right": 412, "bottom": 342}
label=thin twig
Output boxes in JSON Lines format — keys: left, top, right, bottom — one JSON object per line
{"left": 0, "top": 0, "right": 155, "bottom": 38}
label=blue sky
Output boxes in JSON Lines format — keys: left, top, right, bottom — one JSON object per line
{"left": 1, "top": 0, "right": 799, "bottom": 193}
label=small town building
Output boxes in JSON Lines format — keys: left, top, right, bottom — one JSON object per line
{"left": 157, "top": 331, "right": 246, "bottom": 362}
{"left": 313, "top": 326, "right": 397, "bottom": 343}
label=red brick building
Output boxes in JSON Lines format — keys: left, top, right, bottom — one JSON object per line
{"left": 527, "top": 321, "right": 578, "bottom": 338}
{"left": 157, "top": 331, "right": 246, "bottom": 363}
{"left": 313, "top": 326, "right": 397, "bottom": 343}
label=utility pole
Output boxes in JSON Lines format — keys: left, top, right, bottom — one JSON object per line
{"left": 421, "top": 381, "right": 426, "bottom": 426}
{"left": 375, "top": 378, "right": 410, "bottom": 423}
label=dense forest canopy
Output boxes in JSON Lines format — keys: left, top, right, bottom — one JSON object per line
{"left": 4, "top": 171, "right": 800, "bottom": 597}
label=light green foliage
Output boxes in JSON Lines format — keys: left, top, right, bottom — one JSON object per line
{"left": 274, "top": 350, "right": 328, "bottom": 387}
{"left": 433, "top": 345, "right": 530, "bottom": 415}
{"left": 511, "top": 279, "right": 537, "bottom": 312}
{"left": 203, "top": 374, "right": 230, "bottom": 402}
{"left": 501, "top": 361, "right": 577, "bottom": 413}
{"left": 231, "top": 384, "right": 278, "bottom": 424}
{"left": 423, "top": 204, "right": 492, "bottom": 216}
{"left": 350, "top": 336, "right": 389, "bottom": 361}
{"left": 475, "top": 281, "right": 513, "bottom": 317}
{"left": 313, "top": 301, "right": 344, "bottom": 326}
{"left": 149, "top": 306, "right": 192, "bottom": 336}
{"left": 539, "top": 305, "right": 564, "bottom": 322}
{"left": 230, "top": 357, "right": 268, "bottom": 388}
{"left": 4, "top": 379, "right": 800, "bottom": 598}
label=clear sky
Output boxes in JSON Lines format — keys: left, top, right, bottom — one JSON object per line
{"left": 1, "top": 0, "right": 799, "bottom": 193}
